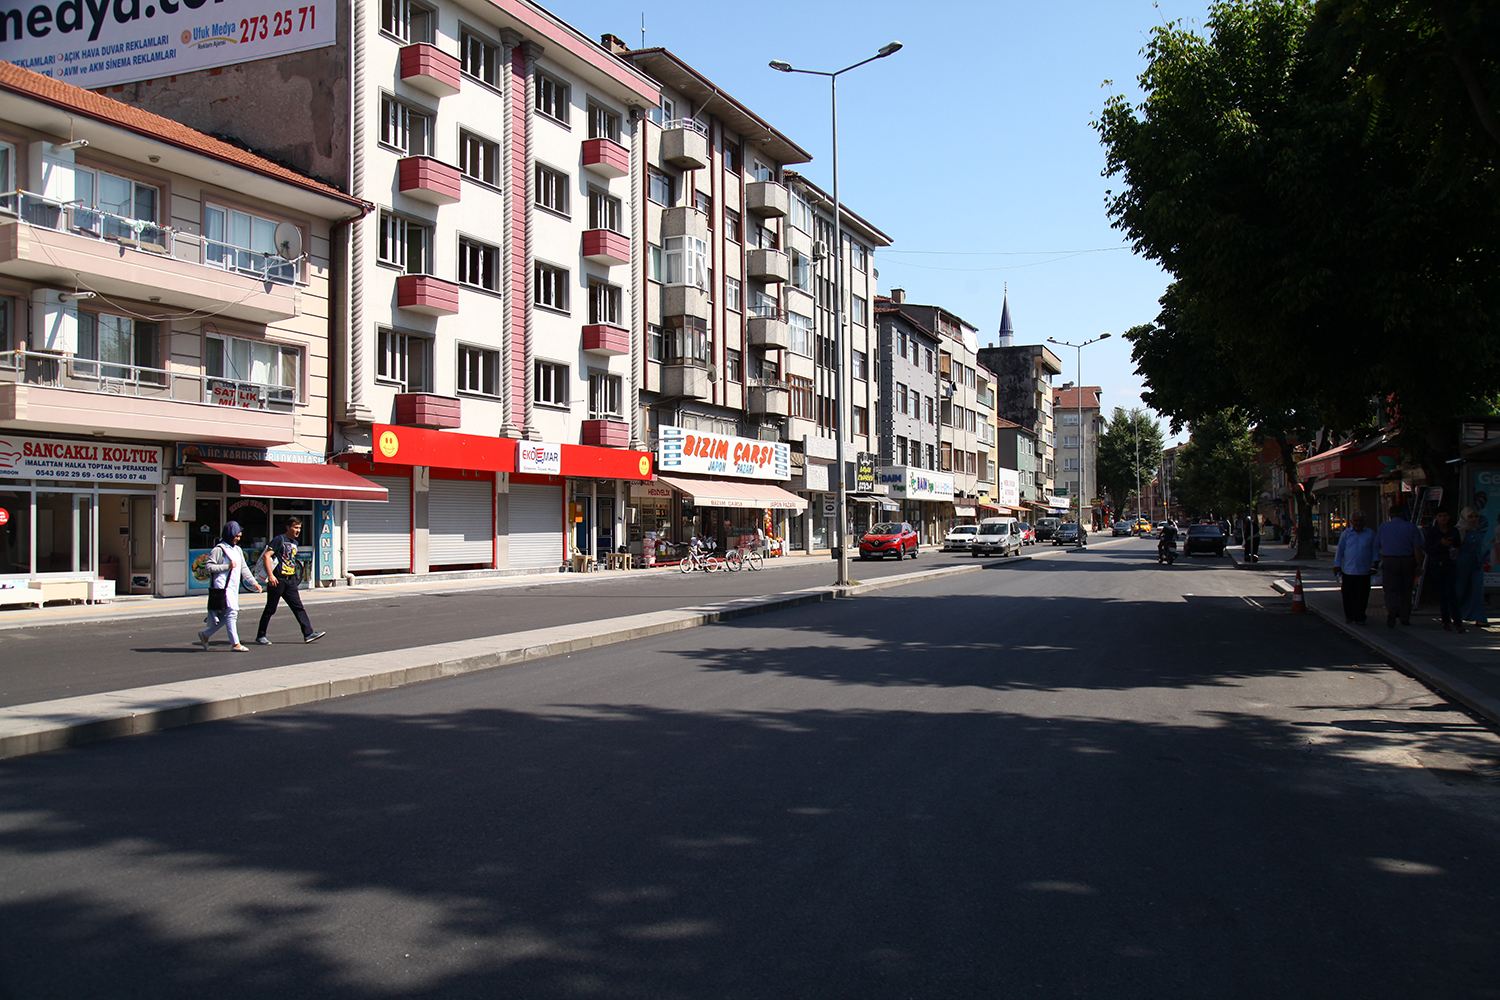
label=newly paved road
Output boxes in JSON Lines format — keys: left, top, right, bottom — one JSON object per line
{"left": 2, "top": 539, "right": 1497, "bottom": 999}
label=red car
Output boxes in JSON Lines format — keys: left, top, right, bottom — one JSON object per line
{"left": 859, "top": 521, "right": 919, "bottom": 560}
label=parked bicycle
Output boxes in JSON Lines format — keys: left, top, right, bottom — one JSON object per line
{"left": 678, "top": 537, "right": 724, "bottom": 573}
{"left": 724, "top": 539, "right": 765, "bottom": 572}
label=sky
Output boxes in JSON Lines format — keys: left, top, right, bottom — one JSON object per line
{"left": 546, "top": 0, "right": 1215, "bottom": 442}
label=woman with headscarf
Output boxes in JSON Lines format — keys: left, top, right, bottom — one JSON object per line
{"left": 196, "top": 521, "right": 262, "bottom": 651}
{"left": 1455, "top": 507, "right": 1490, "bottom": 629}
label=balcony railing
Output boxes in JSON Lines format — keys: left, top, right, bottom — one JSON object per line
{"left": 747, "top": 303, "right": 785, "bottom": 321}
{"left": 0, "top": 190, "right": 301, "bottom": 285}
{"left": 1, "top": 348, "right": 295, "bottom": 410}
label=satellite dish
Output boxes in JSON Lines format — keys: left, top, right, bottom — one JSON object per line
{"left": 273, "top": 221, "right": 304, "bottom": 261}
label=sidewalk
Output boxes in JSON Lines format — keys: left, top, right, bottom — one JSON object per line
{"left": 1271, "top": 572, "right": 1500, "bottom": 729}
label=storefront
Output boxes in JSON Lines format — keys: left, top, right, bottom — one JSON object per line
{"left": 879, "top": 466, "right": 956, "bottom": 542}
{"left": 1298, "top": 440, "right": 1399, "bottom": 551}
{"left": 647, "top": 427, "right": 803, "bottom": 559}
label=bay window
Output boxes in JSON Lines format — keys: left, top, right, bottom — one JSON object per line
{"left": 662, "top": 236, "right": 707, "bottom": 288}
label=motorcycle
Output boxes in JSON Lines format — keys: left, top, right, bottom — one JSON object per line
{"left": 1157, "top": 539, "right": 1177, "bottom": 565}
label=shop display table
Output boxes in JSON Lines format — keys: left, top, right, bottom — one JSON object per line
{"left": 603, "top": 552, "right": 632, "bottom": 571}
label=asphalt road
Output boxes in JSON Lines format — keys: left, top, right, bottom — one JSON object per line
{"left": 1, "top": 539, "right": 1496, "bottom": 999}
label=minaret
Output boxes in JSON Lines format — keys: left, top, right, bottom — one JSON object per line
{"left": 997, "top": 284, "right": 1014, "bottom": 347}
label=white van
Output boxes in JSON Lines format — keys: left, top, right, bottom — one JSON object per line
{"left": 971, "top": 517, "right": 1021, "bottom": 558}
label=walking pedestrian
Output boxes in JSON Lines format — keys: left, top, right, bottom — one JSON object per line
{"left": 1423, "top": 509, "right": 1463, "bottom": 632}
{"left": 196, "top": 521, "right": 261, "bottom": 651}
{"left": 1454, "top": 506, "right": 1489, "bottom": 629}
{"left": 1374, "top": 503, "right": 1424, "bottom": 627}
{"left": 255, "top": 516, "right": 326, "bottom": 645}
{"left": 1333, "top": 510, "right": 1377, "bottom": 624}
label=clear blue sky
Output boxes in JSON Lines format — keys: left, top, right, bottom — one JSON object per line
{"left": 549, "top": 0, "right": 1214, "bottom": 439}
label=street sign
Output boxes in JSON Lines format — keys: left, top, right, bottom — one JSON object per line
{"left": 822, "top": 500, "right": 836, "bottom": 517}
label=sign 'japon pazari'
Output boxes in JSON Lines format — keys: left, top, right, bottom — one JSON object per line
{"left": 0, "top": 434, "right": 161, "bottom": 483}
{"left": 658, "top": 427, "right": 790, "bottom": 481}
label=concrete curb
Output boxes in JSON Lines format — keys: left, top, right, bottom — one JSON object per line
{"left": 1270, "top": 579, "right": 1500, "bottom": 729}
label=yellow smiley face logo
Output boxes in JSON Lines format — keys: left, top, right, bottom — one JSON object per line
{"left": 639, "top": 455, "right": 650, "bottom": 477}
{"left": 378, "top": 430, "right": 400, "bottom": 459}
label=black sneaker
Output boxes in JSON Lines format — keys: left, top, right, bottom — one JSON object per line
{"left": 304, "top": 631, "right": 326, "bottom": 643}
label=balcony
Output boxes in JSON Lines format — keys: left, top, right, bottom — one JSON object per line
{"left": 660, "top": 120, "right": 708, "bottom": 170}
{"left": 399, "top": 43, "right": 461, "bottom": 97}
{"left": 398, "top": 156, "right": 462, "bottom": 205}
{"left": 582, "top": 228, "right": 630, "bottom": 267}
{"left": 744, "top": 180, "right": 789, "bottom": 218}
{"left": 395, "top": 274, "right": 460, "bottom": 315}
{"left": 0, "top": 192, "right": 301, "bottom": 324}
{"left": 660, "top": 206, "right": 709, "bottom": 242}
{"left": 747, "top": 382, "right": 791, "bottom": 418}
{"left": 394, "top": 392, "right": 460, "bottom": 429}
{"left": 661, "top": 284, "right": 710, "bottom": 322}
{"left": 581, "top": 418, "right": 630, "bottom": 447}
{"left": 581, "top": 324, "right": 629, "bottom": 356}
{"left": 746, "top": 308, "right": 790, "bottom": 350}
{"left": 660, "top": 363, "right": 710, "bottom": 399}
{"left": 582, "top": 137, "right": 630, "bottom": 179}
{"left": 746, "top": 248, "right": 789, "bottom": 283}
{"left": 0, "top": 349, "right": 296, "bottom": 446}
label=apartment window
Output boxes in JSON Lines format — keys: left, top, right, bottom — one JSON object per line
{"left": 966, "top": 366, "right": 977, "bottom": 389}
{"left": 722, "top": 139, "right": 741, "bottom": 174}
{"left": 853, "top": 405, "right": 868, "bottom": 436}
{"left": 205, "top": 332, "right": 299, "bottom": 397}
{"left": 725, "top": 276, "right": 741, "bottom": 312}
{"left": 663, "top": 236, "right": 708, "bottom": 288}
{"left": 726, "top": 348, "right": 742, "bottom": 382}
{"left": 911, "top": 387, "right": 921, "bottom": 415}
{"left": 648, "top": 96, "right": 676, "bottom": 126}
{"left": 924, "top": 396, "right": 934, "bottom": 424}
{"left": 457, "top": 345, "right": 499, "bottom": 396}
{"left": 851, "top": 297, "right": 866, "bottom": 326}
{"left": 897, "top": 382, "right": 909, "bottom": 415}
{"left": 940, "top": 442, "right": 953, "bottom": 471}
{"left": 750, "top": 289, "right": 779, "bottom": 319}
{"left": 536, "top": 72, "right": 570, "bottom": 124}
{"left": 648, "top": 168, "right": 675, "bottom": 206}
{"left": 751, "top": 159, "right": 775, "bottom": 183}
{"left": 589, "top": 371, "right": 623, "bottom": 419}
{"left": 1061, "top": 412, "right": 1081, "bottom": 425}
{"left": 588, "top": 102, "right": 620, "bottom": 142}
{"left": 925, "top": 347, "right": 934, "bottom": 372}
{"left": 790, "top": 193, "right": 814, "bottom": 234}
{"left": 588, "top": 189, "right": 622, "bottom": 232}
{"left": 458, "top": 236, "right": 498, "bottom": 290}
{"left": 381, "top": 0, "right": 433, "bottom": 42}
{"left": 925, "top": 444, "right": 935, "bottom": 470}
{"left": 74, "top": 312, "right": 157, "bottom": 380}
{"left": 896, "top": 435, "right": 908, "bottom": 462}
{"left": 897, "top": 333, "right": 908, "bottom": 360}
{"left": 204, "top": 203, "right": 296, "bottom": 284}
{"left": 790, "top": 249, "right": 812, "bottom": 292}
{"left": 1063, "top": 457, "right": 1080, "bottom": 472}
{"left": 588, "top": 280, "right": 622, "bottom": 326}
{"left": 461, "top": 28, "right": 498, "bottom": 85}
{"left": 789, "top": 375, "right": 814, "bottom": 418}
{"left": 787, "top": 312, "right": 812, "bottom": 357}
{"left": 818, "top": 394, "right": 835, "bottom": 430}
{"left": 380, "top": 94, "right": 433, "bottom": 155}
{"left": 377, "top": 329, "right": 432, "bottom": 391}
{"left": 536, "top": 164, "right": 569, "bottom": 215}
{"left": 648, "top": 323, "right": 664, "bottom": 361}
{"left": 748, "top": 224, "right": 778, "bottom": 251}
{"left": 851, "top": 349, "right": 867, "bottom": 380}
{"left": 535, "top": 361, "right": 568, "bottom": 405}
{"left": 815, "top": 335, "right": 836, "bottom": 371}
{"left": 459, "top": 130, "right": 499, "bottom": 186}
{"left": 940, "top": 398, "right": 953, "bottom": 426}
{"left": 723, "top": 207, "right": 741, "bottom": 243}
{"left": 535, "top": 262, "right": 569, "bottom": 311}
{"left": 967, "top": 409, "right": 978, "bottom": 433}
{"left": 662, "top": 317, "right": 710, "bottom": 365}
{"left": 378, "top": 212, "right": 431, "bottom": 274}
{"left": 850, "top": 241, "right": 868, "bottom": 271}
{"left": 1063, "top": 435, "right": 1080, "bottom": 449}
{"left": 648, "top": 244, "right": 663, "bottom": 282}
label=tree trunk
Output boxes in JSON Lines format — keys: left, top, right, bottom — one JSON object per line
{"left": 1276, "top": 435, "right": 1319, "bottom": 559}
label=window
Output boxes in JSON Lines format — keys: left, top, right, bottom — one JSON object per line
{"left": 896, "top": 435, "right": 908, "bottom": 462}
{"left": 967, "top": 451, "right": 978, "bottom": 476}
{"left": 911, "top": 387, "right": 921, "bottom": 416}
{"left": 815, "top": 335, "right": 836, "bottom": 370}
{"left": 535, "top": 361, "right": 568, "bottom": 405}
{"left": 589, "top": 371, "right": 623, "bottom": 419}
{"left": 852, "top": 349, "right": 867, "bottom": 380}
{"left": 924, "top": 396, "right": 934, "bottom": 424}
{"left": 535, "top": 262, "right": 569, "bottom": 311}
{"left": 787, "top": 312, "right": 812, "bottom": 357}
{"left": 751, "top": 160, "right": 775, "bottom": 183}
{"left": 1063, "top": 457, "right": 1080, "bottom": 471}
{"left": 940, "top": 398, "right": 953, "bottom": 426}
{"left": 1061, "top": 412, "right": 1081, "bottom": 425}
{"left": 851, "top": 297, "right": 866, "bottom": 326}
{"left": 940, "top": 442, "right": 952, "bottom": 471}
{"left": 790, "top": 249, "right": 812, "bottom": 291}
{"left": 750, "top": 289, "right": 779, "bottom": 319}
{"left": 73, "top": 167, "right": 162, "bottom": 246}
{"left": 381, "top": 0, "right": 433, "bottom": 42}
{"left": 850, "top": 241, "right": 868, "bottom": 271}
{"left": 459, "top": 130, "right": 499, "bottom": 186}
{"left": 647, "top": 96, "right": 676, "bottom": 126}
{"left": 925, "top": 348, "right": 934, "bottom": 372}
{"left": 722, "top": 138, "right": 741, "bottom": 174}
{"left": 380, "top": 94, "right": 432, "bottom": 155}
{"left": 897, "top": 333, "right": 908, "bottom": 359}
{"left": 1063, "top": 435, "right": 1080, "bottom": 449}
{"left": 726, "top": 348, "right": 741, "bottom": 382}
{"left": 588, "top": 102, "right": 620, "bottom": 142}
{"left": 461, "top": 28, "right": 497, "bottom": 85}
{"left": 648, "top": 244, "right": 663, "bottom": 282}
{"left": 378, "top": 212, "right": 431, "bottom": 274}
{"left": 458, "top": 236, "right": 498, "bottom": 290}
{"left": 588, "top": 188, "right": 622, "bottom": 232}
{"left": 662, "top": 318, "right": 710, "bottom": 365}
{"left": 648, "top": 323, "right": 664, "bottom": 361}
{"left": 536, "top": 164, "right": 569, "bottom": 215}
{"left": 853, "top": 405, "right": 868, "bottom": 436}
{"left": 725, "top": 276, "right": 741, "bottom": 312}
{"left": 588, "top": 280, "right": 622, "bottom": 326}
{"left": 789, "top": 375, "right": 814, "bottom": 418}
{"left": 458, "top": 345, "right": 498, "bottom": 396}
{"left": 663, "top": 236, "right": 708, "bottom": 288}
{"left": 790, "top": 193, "right": 814, "bottom": 234}
{"left": 724, "top": 207, "right": 741, "bottom": 244}
{"left": 536, "top": 72, "right": 570, "bottom": 124}
{"left": 966, "top": 366, "right": 977, "bottom": 389}
{"left": 77, "top": 312, "right": 158, "bottom": 380}
{"left": 204, "top": 204, "right": 296, "bottom": 283}
{"left": 967, "top": 409, "right": 978, "bottom": 433}
{"left": 897, "top": 382, "right": 909, "bottom": 415}
{"left": 377, "top": 329, "right": 432, "bottom": 391}
{"left": 648, "top": 168, "right": 675, "bottom": 206}
{"left": 818, "top": 394, "right": 835, "bottom": 430}
{"left": 925, "top": 444, "right": 935, "bottom": 470}
{"left": 747, "top": 224, "right": 778, "bottom": 251}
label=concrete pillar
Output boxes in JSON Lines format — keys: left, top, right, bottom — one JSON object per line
{"left": 412, "top": 466, "right": 429, "bottom": 574}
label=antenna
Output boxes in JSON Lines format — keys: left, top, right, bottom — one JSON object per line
{"left": 640, "top": 12, "right": 645, "bottom": 49}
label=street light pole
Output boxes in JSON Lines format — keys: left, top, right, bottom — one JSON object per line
{"left": 771, "top": 42, "right": 902, "bottom": 588}
{"left": 1047, "top": 334, "right": 1109, "bottom": 548}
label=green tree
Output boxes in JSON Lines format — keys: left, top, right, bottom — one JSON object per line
{"left": 1096, "top": 407, "right": 1165, "bottom": 519}
{"left": 1172, "top": 411, "right": 1261, "bottom": 519}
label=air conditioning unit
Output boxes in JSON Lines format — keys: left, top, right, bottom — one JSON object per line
{"left": 810, "top": 240, "right": 829, "bottom": 261}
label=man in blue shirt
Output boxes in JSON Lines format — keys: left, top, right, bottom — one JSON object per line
{"left": 1334, "top": 510, "right": 1377, "bottom": 624}
{"left": 1374, "top": 503, "right": 1425, "bottom": 627}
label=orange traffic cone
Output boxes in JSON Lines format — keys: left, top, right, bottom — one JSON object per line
{"left": 1290, "top": 569, "right": 1308, "bottom": 614}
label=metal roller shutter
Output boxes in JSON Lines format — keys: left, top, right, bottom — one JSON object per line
{"left": 346, "top": 475, "right": 411, "bottom": 572}
{"left": 429, "top": 478, "right": 494, "bottom": 566}
{"left": 509, "top": 483, "right": 563, "bottom": 569}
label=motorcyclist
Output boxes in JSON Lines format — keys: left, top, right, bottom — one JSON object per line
{"left": 1158, "top": 520, "right": 1179, "bottom": 562}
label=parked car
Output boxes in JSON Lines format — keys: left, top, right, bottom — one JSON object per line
{"left": 971, "top": 517, "right": 1022, "bottom": 558}
{"left": 1111, "top": 521, "right": 1133, "bottom": 537}
{"left": 1054, "top": 522, "right": 1087, "bottom": 545}
{"left": 859, "top": 521, "right": 919, "bottom": 560}
{"left": 1183, "top": 523, "right": 1227, "bottom": 556}
{"left": 943, "top": 524, "right": 979, "bottom": 551}
{"left": 1035, "top": 517, "right": 1062, "bottom": 541}
{"left": 1018, "top": 523, "right": 1036, "bottom": 546}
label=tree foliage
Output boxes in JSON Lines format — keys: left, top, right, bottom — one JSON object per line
{"left": 1096, "top": 407, "right": 1165, "bottom": 517}
{"left": 1172, "top": 411, "right": 1262, "bottom": 518}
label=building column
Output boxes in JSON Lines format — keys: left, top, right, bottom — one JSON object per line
{"left": 497, "top": 29, "right": 524, "bottom": 439}
{"left": 519, "top": 40, "right": 545, "bottom": 441}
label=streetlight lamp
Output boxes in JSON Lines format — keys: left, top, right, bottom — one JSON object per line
{"left": 770, "top": 41, "right": 903, "bottom": 587}
{"left": 1047, "top": 334, "right": 1110, "bottom": 548}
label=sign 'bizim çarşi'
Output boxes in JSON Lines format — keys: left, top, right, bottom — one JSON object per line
{"left": 0, "top": 0, "right": 336, "bottom": 90}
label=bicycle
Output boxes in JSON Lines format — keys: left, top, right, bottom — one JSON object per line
{"left": 724, "top": 541, "right": 765, "bottom": 572}
{"left": 678, "top": 538, "right": 724, "bottom": 573}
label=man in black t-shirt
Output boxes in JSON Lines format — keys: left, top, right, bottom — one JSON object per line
{"left": 255, "top": 517, "right": 326, "bottom": 645}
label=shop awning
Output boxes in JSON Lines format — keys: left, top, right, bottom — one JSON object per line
{"left": 657, "top": 475, "right": 807, "bottom": 510}
{"left": 1297, "top": 441, "right": 1400, "bottom": 482}
{"left": 849, "top": 492, "right": 900, "bottom": 511}
{"left": 202, "top": 459, "right": 390, "bottom": 502}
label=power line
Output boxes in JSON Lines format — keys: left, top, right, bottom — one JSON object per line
{"left": 879, "top": 247, "right": 1129, "bottom": 256}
